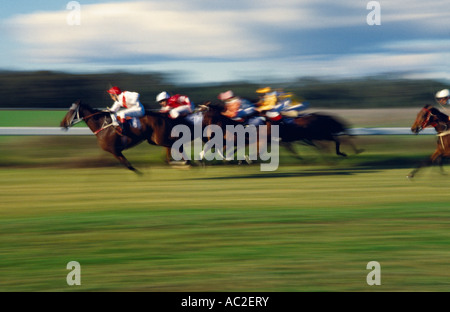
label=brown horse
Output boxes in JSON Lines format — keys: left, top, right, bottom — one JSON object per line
{"left": 408, "top": 105, "right": 450, "bottom": 178}
{"left": 200, "top": 101, "right": 363, "bottom": 160}
{"left": 60, "top": 100, "right": 195, "bottom": 173}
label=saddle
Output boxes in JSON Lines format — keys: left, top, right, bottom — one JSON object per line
{"left": 112, "top": 114, "right": 141, "bottom": 129}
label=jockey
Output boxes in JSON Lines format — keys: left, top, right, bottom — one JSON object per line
{"left": 255, "top": 87, "right": 309, "bottom": 123}
{"left": 107, "top": 86, "right": 145, "bottom": 127}
{"left": 157, "top": 91, "right": 193, "bottom": 120}
{"left": 435, "top": 89, "right": 450, "bottom": 106}
{"left": 218, "top": 90, "right": 264, "bottom": 126}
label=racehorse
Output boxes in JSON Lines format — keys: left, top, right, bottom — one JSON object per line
{"left": 277, "top": 112, "right": 363, "bottom": 157}
{"left": 60, "top": 100, "right": 196, "bottom": 173}
{"left": 408, "top": 105, "right": 450, "bottom": 178}
{"left": 200, "top": 100, "right": 363, "bottom": 159}
{"left": 199, "top": 100, "right": 266, "bottom": 162}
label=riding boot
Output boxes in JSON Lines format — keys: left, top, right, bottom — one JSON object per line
{"left": 115, "top": 125, "right": 123, "bottom": 136}
{"left": 115, "top": 117, "right": 125, "bottom": 136}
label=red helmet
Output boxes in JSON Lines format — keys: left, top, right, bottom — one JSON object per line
{"left": 107, "top": 86, "right": 122, "bottom": 95}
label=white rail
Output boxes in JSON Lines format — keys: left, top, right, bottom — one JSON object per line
{"left": 0, "top": 127, "right": 437, "bottom": 136}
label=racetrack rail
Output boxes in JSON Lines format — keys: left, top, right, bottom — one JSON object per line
{"left": 0, "top": 127, "right": 437, "bottom": 136}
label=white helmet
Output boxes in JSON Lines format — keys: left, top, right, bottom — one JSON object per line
{"left": 156, "top": 91, "right": 170, "bottom": 102}
{"left": 435, "top": 89, "right": 450, "bottom": 99}
{"left": 435, "top": 89, "right": 450, "bottom": 105}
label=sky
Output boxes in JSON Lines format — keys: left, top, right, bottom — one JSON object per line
{"left": 1, "top": 0, "right": 449, "bottom": 84}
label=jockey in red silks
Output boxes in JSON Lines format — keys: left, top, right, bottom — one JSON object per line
{"left": 107, "top": 86, "right": 145, "bottom": 127}
{"left": 157, "top": 91, "right": 194, "bottom": 119}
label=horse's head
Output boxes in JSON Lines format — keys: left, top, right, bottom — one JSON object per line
{"left": 198, "top": 100, "right": 226, "bottom": 126}
{"left": 411, "top": 105, "right": 448, "bottom": 134}
{"left": 60, "top": 100, "right": 82, "bottom": 130}
{"left": 196, "top": 101, "right": 212, "bottom": 113}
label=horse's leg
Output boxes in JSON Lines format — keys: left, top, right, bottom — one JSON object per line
{"left": 408, "top": 149, "right": 441, "bottom": 179}
{"left": 180, "top": 144, "right": 191, "bottom": 165}
{"left": 341, "top": 135, "right": 364, "bottom": 154}
{"left": 165, "top": 147, "right": 172, "bottom": 164}
{"left": 437, "top": 154, "right": 447, "bottom": 175}
{"left": 334, "top": 137, "right": 347, "bottom": 157}
{"left": 281, "top": 142, "right": 303, "bottom": 160}
{"left": 113, "top": 151, "right": 141, "bottom": 174}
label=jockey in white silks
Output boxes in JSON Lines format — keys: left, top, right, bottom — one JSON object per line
{"left": 107, "top": 86, "right": 145, "bottom": 128}
{"left": 435, "top": 89, "right": 450, "bottom": 107}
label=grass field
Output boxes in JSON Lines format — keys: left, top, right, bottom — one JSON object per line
{"left": 1, "top": 108, "right": 450, "bottom": 292}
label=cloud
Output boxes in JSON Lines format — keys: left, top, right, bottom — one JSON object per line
{"left": 2, "top": 0, "right": 450, "bottom": 83}
{"left": 4, "top": 0, "right": 373, "bottom": 65}
{"left": 4, "top": 1, "right": 282, "bottom": 63}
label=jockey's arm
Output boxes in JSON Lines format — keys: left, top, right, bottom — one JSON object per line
{"left": 178, "top": 96, "right": 193, "bottom": 112}
{"left": 160, "top": 105, "right": 170, "bottom": 112}
{"left": 235, "top": 106, "right": 256, "bottom": 118}
{"left": 109, "top": 101, "right": 122, "bottom": 113}
{"left": 222, "top": 109, "right": 236, "bottom": 118}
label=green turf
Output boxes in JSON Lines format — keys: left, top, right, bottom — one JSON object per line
{"left": 0, "top": 110, "right": 69, "bottom": 127}
{"left": 1, "top": 110, "right": 449, "bottom": 291}
{"left": 1, "top": 155, "right": 450, "bottom": 291}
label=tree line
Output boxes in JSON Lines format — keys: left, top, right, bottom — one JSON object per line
{"left": 0, "top": 70, "right": 446, "bottom": 109}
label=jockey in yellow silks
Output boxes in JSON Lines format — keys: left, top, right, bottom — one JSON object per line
{"left": 255, "top": 87, "right": 309, "bottom": 123}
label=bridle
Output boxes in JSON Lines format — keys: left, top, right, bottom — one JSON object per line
{"left": 419, "top": 107, "right": 438, "bottom": 130}
{"left": 419, "top": 106, "right": 448, "bottom": 132}
{"left": 66, "top": 102, "right": 105, "bottom": 127}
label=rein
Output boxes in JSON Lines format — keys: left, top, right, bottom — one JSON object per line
{"left": 420, "top": 107, "right": 450, "bottom": 150}
{"left": 68, "top": 103, "right": 114, "bottom": 134}
{"left": 420, "top": 107, "right": 438, "bottom": 129}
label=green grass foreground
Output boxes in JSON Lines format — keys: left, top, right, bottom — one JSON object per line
{"left": 1, "top": 139, "right": 450, "bottom": 291}
{"left": 1, "top": 109, "right": 450, "bottom": 291}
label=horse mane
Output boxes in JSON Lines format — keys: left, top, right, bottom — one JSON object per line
{"left": 426, "top": 105, "right": 449, "bottom": 121}
{"left": 205, "top": 100, "right": 226, "bottom": 112}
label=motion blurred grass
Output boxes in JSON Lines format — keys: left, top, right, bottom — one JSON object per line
{"left": 1, "top": 109, "right": 450, "bottom": 291}
{"left": 1, "top": 164, "right": 450, "bottom": 291}
{"left": 0, "top": 110, "right": 67, "bottom": 127}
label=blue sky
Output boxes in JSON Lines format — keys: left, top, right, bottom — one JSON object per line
{"left": 1, "top": 0, "right": 449, "bottom": 84}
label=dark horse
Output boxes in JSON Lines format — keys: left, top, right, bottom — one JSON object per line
{"left": 408, "top": 105, "right": 450, "bottom": 178}
{"left": 60, "top": 100, "right": 196, "bottom": 173}
{"left": 200, "top": 101, "right": 363, "bottom": 159}
{"left": 277, "top": 111, "right": 363, "bottom": 157}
